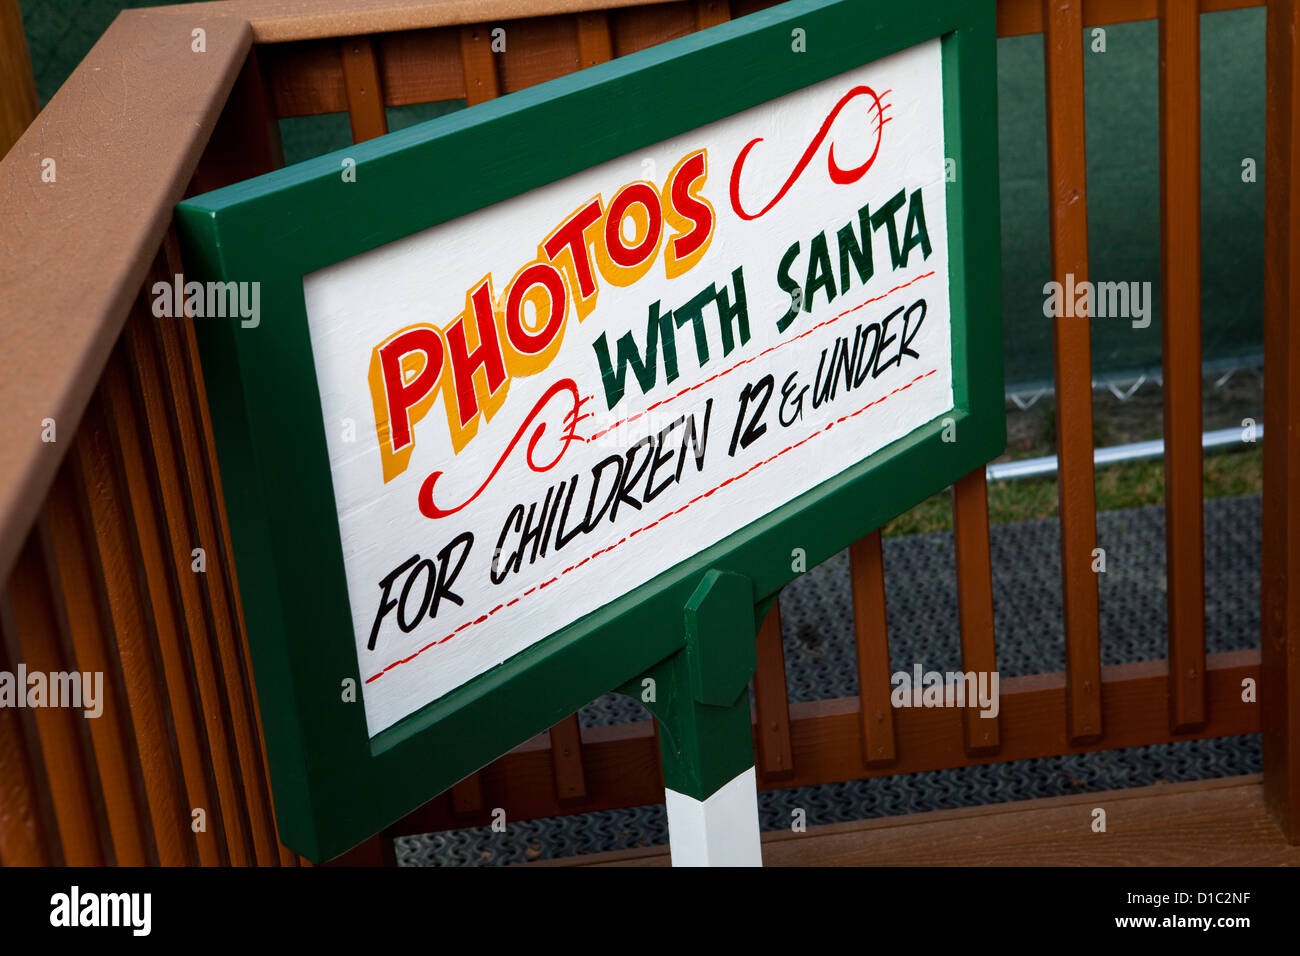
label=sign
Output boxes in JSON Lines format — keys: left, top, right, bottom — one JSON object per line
{"left": 177, "top": 0, "right": 1001, "bottom": 862}
{"left": 308, "top": 39, "right": 953, "bottom": 737}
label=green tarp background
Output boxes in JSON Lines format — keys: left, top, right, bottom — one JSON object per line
{"left": 18, "top": 1, "right": 1267, "bottom": 388}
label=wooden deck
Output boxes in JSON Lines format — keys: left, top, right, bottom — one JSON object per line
{"left": 530, "top": 774, "right": 1300, "bottom": 866}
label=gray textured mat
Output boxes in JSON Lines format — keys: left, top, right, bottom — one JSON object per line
{"left": 396, "top": 495, "right": 1262, "bottom": 866}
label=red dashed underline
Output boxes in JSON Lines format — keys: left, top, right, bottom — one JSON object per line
{"left": 363, "top": 366, "right": 939, "bottom": 684}
{"left": 585, "top": 270, "right": 936, "bottom": 441}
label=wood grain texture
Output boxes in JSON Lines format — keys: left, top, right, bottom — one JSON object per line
{"left": 154, "top": 307, "right": 280, "bottom": 867}
{"left": 1158, "top": 0, "right": 1206, "bottom": 734}
{"left": 694, "top": 0, "right": 731, "bottom": 29}
{"left": 341, "top": 35, "right": 389, "bottom": 142}
{"left": 498, "top": 15, "right": 581, "bottom": 92}
{"left": 548, "top": 714, "right": 588, "bottom": 800}
{"left": 1042, "top": 0, "right": 1102, "bottom": 745}
{"left": 850, "top": 532, "right": 896, "bottom": 766}
{"left": 0, "top": 627, "right": 48, "bottom": 864}
{"left": 753, "top": 600, "right": 793, "bottom": 777}
{"left": 124, "top": 304, "right": 250, "bottom": 867}
{"left": 575, "top": 11, "right": 614, "bottom": 66}
{"left": 378, "top": 29, "right": 465, "bottom": 106}
{"left": 610, "top": 2, "right": 695, "bottom": 56}
{"left": 1261, "top": 0, "right": 1300, "bottom": 843}
{"left": 43, "top": 465, "right": 151, "bottom": 866}
{"left": 459, "top": 24, "right": 502, "bottom": 106}
{"left": 537, "top": 775, "right": 1300, "bottom": 866}
{"left": 74, "top": 389, "right": 195, "bottom": 866}
{"left": 101, "top": 349, "right": 224, "bottom": 866}
{"left": 263, "top": 39, "right": 349, "bottom": 117}
{"left": 174, "top": 307, "right": 299, "bottom": 868}
{"left": 1, "top": 530, "right": 103, "bottom": 865}
{"left": 952, "top": 471, "right": 1000, "bottom": 754}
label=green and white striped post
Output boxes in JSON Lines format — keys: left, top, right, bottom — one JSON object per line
{"left": 625, "top": 569, "right": 761, "bottom": 866}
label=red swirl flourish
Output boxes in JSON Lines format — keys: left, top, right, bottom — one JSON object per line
{"left": 729, "top": 85, "right": 890, "bottom": 221}
{"left": 418, "top": 379, "right": 590, "bottom": 519}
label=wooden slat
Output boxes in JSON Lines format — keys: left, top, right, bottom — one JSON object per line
{"left": 952, "top": 471, "right": 1001, "bottom": 754}
{"left": 610, "top": 3, "right": 696, "bottom": 56}
{"left": 450, "top": 773, "right": 486, "bottom": 815}
{"left": 1261, "top": 0, "right": 1300, "bottom": 843}
{"left": 43, "top": 465, "right": 151, "bottom": 866}
{"left": 101, "top": 350, "right": 225, "bottom": 867}
{"left": 753, "top": 600, "right": 793, "bottom": 778}
{"left": 394, "top": 652, "right": 1261, "bottom": 833}
{"left": 850, "top": 532, "right": 896, "bottom": 765}
{"left": 1042, "top": 0, "right": 1102, "bottom": 745}
{"left": 575, "top": 11, "right": 613, "bottom": 66}
{"left": 694, "top": 0, "right": 731, "bottom": 28}
{"left": 173, "top": 310, "right": 299, "bottom": 868}
{"left": 459, "top": 24, "right": 502, "bottom": 106}
{"left": 0, "top": 631, "right": 48, "bottom": 864}
{"left": 123, "top": 307, "right": 252, "bottom": 867}
{"left": 342, "top": 36, "right": 389, "bottom": 142}
{"left": 378, "top": 29, "right": 465, "bottom": 105}
{"left": 1158, "top": 0, "right": 1206, "bottom": 734}
{"left": 548, "top": 714, "right": 588, "bottom": 800}
{"left": 152, "top": 301, "right": 281, "bottom": 867}
{"left": 498, "top": 16, "right": 581, "bottom": 93}
{"left": 74, "top": 391, "right": 193, "bottom": 866}
{"left": 1, "top": 530, "right": 103, "bottom": 864}
{"left": 263, "top": 39, "right": 349, "bottom": 117}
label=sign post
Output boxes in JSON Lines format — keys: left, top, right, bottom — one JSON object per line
{"left": 176, "top": 0, "right": 1002, "bottom": 863}
{"left": 633, "top": 570, "right": 762, "bottom": 865}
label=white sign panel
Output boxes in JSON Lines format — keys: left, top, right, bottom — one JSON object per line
{"left": 302, "top": 38, "right": 953, "bottom": 736}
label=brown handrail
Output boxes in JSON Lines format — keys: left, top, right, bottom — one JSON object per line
{"left": 0, "top": 9, "right": 250, "bottom": 582}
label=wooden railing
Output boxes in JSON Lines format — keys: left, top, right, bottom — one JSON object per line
{"left": 0, "top": 0, "right": 1297, "bottom": 866}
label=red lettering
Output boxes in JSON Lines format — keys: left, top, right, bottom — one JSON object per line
{"left": 445, "top": 279, "right": 509, "bottom": 430}
{"left": 605, "top": 182, "right": 663, "bottom": 268}
{"left": 378, "top": 327, "right": 444, "bottom": 452}
{"left": 505, "top": 262, "right": 567, "bottom": 355}
{"left": 668, "top": 151, "right": 713, "bottom": 261}
{"left": 543, "top": 198, "right": 603, "bottom": 298}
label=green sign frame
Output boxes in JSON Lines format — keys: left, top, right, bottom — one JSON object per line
{"left": 176, "top": 0, "right": 1002, "bottom": 862}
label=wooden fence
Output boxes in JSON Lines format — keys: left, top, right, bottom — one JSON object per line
{"left": 0, "top": 0, "right": 1297, "bottom": 866}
